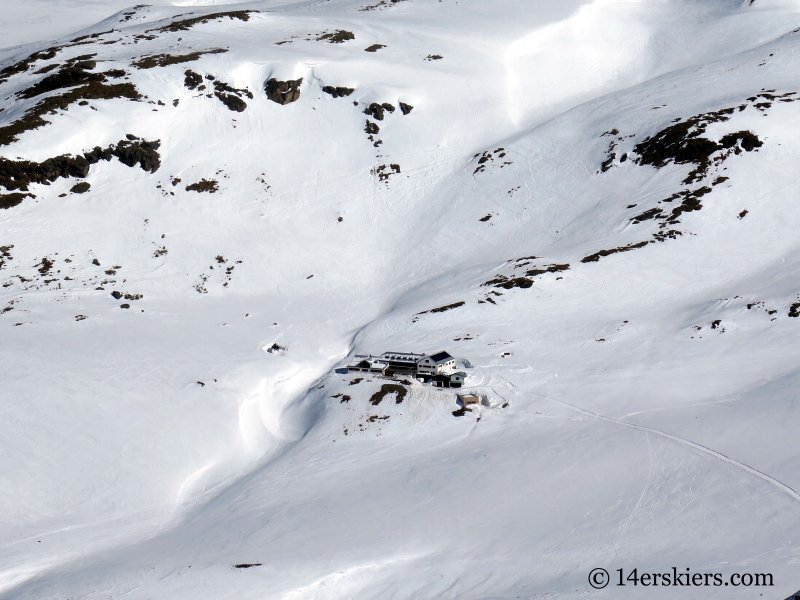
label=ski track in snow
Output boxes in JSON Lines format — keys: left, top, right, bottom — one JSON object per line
{"left": 529, "top": 388, "right": 800, "bottom": 504}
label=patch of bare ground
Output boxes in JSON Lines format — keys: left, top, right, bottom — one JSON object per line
{"left": 68, "top": 30, "right": 116, "bottom": 44}
{"left": 483, "top": 275, "right": 533, "bottom": 289}
{"left": 120, "top": 5, "right": 147, "bottom": 22}
{"left": 0, "top": 138, "right": 160, "bottom": 203}
{"left": 365, "top": 120, "right": 380, "bottom": 135}
{"left": 0, "top": 48, "right": 60, "bottom": 85}
{"left": 588, "top": 94, "right": 796, "bottom": 259}
{"left": 322, "top": 86, "right": 354, "bottom": 98}
{"left": 413, "top": 301, "right": 465, "bottom": 322}
{"left": 132, "top": 48, "right": 227, "bottom": 69}
{"left": 186, "top": 179, "right": 218, "bottom": 193}
{"left": 212, "top": 79, "right": 252, "bottom": 112}
{"left": 0, "top": 245, "right": 12, "bottom": 271}
{"left": 581, "top": 241, "right": 650, "bottom": 263}
{"left": 625, "top": 94, "right": 792, "bottom": 185}
{"left": 184, "top": 70, "right": 203, "bottom": 90}
{"left": 418, "top": 301, "right": 465, "bottom": 315}
{"left": 369, "top": 383, "right": 407, "bottom": 405}
{"left": 147, "top": 11, "right": 256, "bottom": 34}
{"left": 524, "top": 263, "right": 570, "bottom": 277}
{"left": 315, "top": 30, "right": 355, "bottom": 43}
{"left": 360, "top": 0, "right": 407, "bottom": 10}
{"left": 17, "top": 58, "right": 107, "bottom": 98}
{"left": 363, "top": 102, "right": 394, "bottom": 120}
{"left": 364, "top": 44, "right": 386, "bottom": 52}
{"left": 0, "top": 193, "right": 33, "bottom": 209}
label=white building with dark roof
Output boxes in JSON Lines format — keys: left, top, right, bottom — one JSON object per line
{"left": 416, "top": 351, "right": 456, "bottom": 376}
{"left": 431, "top": 370, "right": 467, "bottom": 388}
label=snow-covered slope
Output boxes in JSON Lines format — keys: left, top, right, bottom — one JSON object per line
{"left": 3, "top": 0, "right": 800, "bottom": 598}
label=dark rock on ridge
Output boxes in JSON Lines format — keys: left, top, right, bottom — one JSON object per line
{"left": 0, "top": 138, "right": 160, "bottom": 194}
{"left": 322, "top": 86, "right": 354, "bottom": 98}
{"left": 265, "top": 78, "right": 302, "bottom": 104}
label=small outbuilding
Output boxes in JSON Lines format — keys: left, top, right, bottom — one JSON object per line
{"left": 431, "top": 370, "right": 467, "bottom": 388}
{"left": 457, "top": 393, "right": 481, "bottom": 407}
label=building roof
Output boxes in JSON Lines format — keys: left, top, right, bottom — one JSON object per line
{"left": 381, "top": 352, "right": 425, "bottom": 361}
{"left": 428, "top": 351, "right": 453, "bottom": 363}
{"left": 348, "top": 356, "right": 387, "bottom": 367}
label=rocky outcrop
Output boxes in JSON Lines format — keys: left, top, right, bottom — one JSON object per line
{"left": 0, "top": 137, "right": 160, "bottom": 193}
{"left": 265, "top": 78, "right": 302, "bottom": 105}
{"left": 322, "top": 86, "right": 354, "bottom": 98}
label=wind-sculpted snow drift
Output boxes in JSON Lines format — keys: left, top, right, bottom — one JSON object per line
{"left": 3, "top": 0, "right": 800, "bottom": 598}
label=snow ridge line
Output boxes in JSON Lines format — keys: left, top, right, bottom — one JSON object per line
{"left": 531, "top": 391, "right": 800, "bottom": 504}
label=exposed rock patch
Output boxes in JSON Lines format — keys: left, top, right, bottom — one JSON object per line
{"left": 473, "top": 147, "right": 511, "bottom": 174}
{"left": 18, "top": 59, "right": 103, "bottom": 98}
{"left": 483, "top": 275, "right": 533, "bottom": 289}
{"left": 524, "top": 263, "right": 570, "bottom": 277}
{"left": 212, "top": 79, "right": 252, "bottom": 112}
{"left": 360, "top": 0, "right": 407, "bottom": 10}
{"left": 109, "top": 138, "right": 161, "bottom": 172}
{"left": 363, "top": 102, "right": 395, "bottom": 121}
{"left": 364, "top": 44, "right": 386, "bottom": 52}
{"left": 111, "top": 291, "right": 142, "bottom": 301}
{"left": 0, "top": 138, "right": 160, "bottom": 195}
{"left": 0, "top": 193, "right": 32, "bottom": 209}
{"left": 184, "top": 70, "right": 203, "bottom": 90}
{"left": 132, "top": 48, "right": 227, "bottom": 69}
{"left": 372, "top": 163, "right": 400, "bottom": 181}
{"left": 322, "top": 85, "right": 354, "bottom": 98}
{"left": 148, "top": 11, "right": 256, "bottom": 34}
{"left": 186, "top": 178, "right": 218, "bottom": 193}
{"left": 633, "top": 109, "right": 764, "bottom": 184}
{"left": 581, "top": 241, "right": 650, "bottom": 263}
{"left": 415, "top": 301, "right": 465, "bottom": 317}
{"left": 0, "top": 47, "right": 60, "bottom": 85}
{"left": 316, "top": 30, "right": 355, "bottom": 43}
{"left": 265, "top": 78, "right": 302, "bottom": 104}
